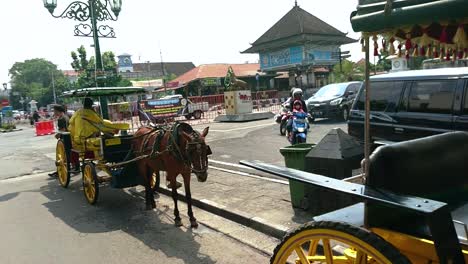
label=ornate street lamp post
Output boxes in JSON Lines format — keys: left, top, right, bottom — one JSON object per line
{"left": 42, "top": 0, "right": 122, "bottom": 119}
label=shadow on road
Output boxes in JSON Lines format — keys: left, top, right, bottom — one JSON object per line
{"left": 38, "top": 178, "right": 216, "bottom": 264}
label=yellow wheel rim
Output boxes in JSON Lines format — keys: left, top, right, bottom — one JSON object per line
{"left": 56, "top": 141, "right": 68, "bottom": 187}
{"left": 273, "top": 228, "right": 395, "bottom": 264}
{"left": 83, "top": 165, "right": 96, "bottom": 203}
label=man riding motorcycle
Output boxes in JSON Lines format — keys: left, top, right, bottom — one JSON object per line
{"left": 286, "top": 88, "right": 308, "bottom": 136}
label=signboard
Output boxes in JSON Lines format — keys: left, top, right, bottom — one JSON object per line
{"left": 142, "top": 97, "right": 183, "bottom": 118}
{"left": 1, "top": 99, "right": 9, "bottom": 107}
{"left": 260, "top": 46, "right": 303, "bottom": 70}
{"left": 201, "top": 78, "right": 221, "bottom": 87}
{"left": 166, "top": 81, "right": 180, "bottom": 88}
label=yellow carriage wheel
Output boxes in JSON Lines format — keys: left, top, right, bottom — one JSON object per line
{"left": 82, "top": 162, "right": 99, "bottom": 205}
{"left": 56, "top": 140, "right": 70, "bottom": 188}
{"left": 271, "top": 221, "right": 410, "bottom": 264}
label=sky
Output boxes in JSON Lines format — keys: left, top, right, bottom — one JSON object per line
{"left": 0, "top": 0, "right": 363, "bottom": 84}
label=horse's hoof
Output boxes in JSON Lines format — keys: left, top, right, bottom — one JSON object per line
{"left": 174, "top": 219, "right": 183, "bottom": 227}
{"left": 190, "top": 220, "right": 199, "bottom": 228}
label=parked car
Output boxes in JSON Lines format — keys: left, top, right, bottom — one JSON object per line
{"left": 306, "top": 81, "right": 362, "bottom": 121}
{"left": 348, "top": 67, "right": 468, "bottom": 145}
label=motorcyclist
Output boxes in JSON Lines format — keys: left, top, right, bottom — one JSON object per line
{"left": 286, "top": 88, "right": 308, "bottom": 136}
{"left": 289, "top": 88, "right": 307, "bottom": 113}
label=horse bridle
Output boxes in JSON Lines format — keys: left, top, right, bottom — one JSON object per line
{"left": 185, "top": 131, "right": 211, "bottom": 174}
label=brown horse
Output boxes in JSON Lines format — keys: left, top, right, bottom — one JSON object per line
{"left": 132, "top": 123, "right": 210, "bottom": 227}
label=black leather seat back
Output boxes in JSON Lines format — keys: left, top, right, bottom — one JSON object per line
{"left": 365, "top": 132, "right": 468, "bottom": 235}
{"left": 368, "top": 131, "right": 468, "bottom": 205}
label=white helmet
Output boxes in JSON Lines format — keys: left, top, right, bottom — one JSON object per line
{"left": 292, "top": 88, "right": 303, "bottom": 98}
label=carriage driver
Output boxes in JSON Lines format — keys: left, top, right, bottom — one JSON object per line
{"left": 49, "top": 104, "right": 72, "bottom": 177}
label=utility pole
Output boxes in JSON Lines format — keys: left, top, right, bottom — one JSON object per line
{"left": 160, "top": 48, "right": 166, "bottom": 93}
{"left": 52, "top": 70, "right": 57, "bottom": 104}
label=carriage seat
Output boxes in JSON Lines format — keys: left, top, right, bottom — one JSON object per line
{"left": 366, "top": 132, "right": 468, "bottom": 239}
{"left": 367, "top": 131, "right": 468, "bottom": 206}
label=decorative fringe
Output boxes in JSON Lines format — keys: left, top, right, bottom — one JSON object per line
{"left": 440, "top": 26, "right": 448, "bottom": 51}
{"left": 433, "top": 45, "right": 439, "bottom": 58}
{"left": 389, "top": 37, "right": 396, "bottom": 55}
{"left": 381, "top": 39, "right": 387, "bottom": 54}
{"left": 412, "top": 44, "right": 419, "bottom": 57}
{"left": 418, "top": 28, "right": 432, "bottom": 47}
{"left": 445, "top": 48, "right": 451, "bottom": 61}
{"left": 465, "top": 48, "right": 468, "bottom": 59}
{"left": 420, "top": 46, "right": 426, "bottom": 57}
{"left": 397, "top": 43, "right": 402, "bottom": 57}
{"left": 458, "top": 49, "right": 464, "bottom": 59}
{"left": 405, "top": 33, "right": 412, "bottom": 51}
{"left": 453, "top": 24, "right": 468, "bottom": 50}
{"left": 426, "top": 44, "right": 433, "bottom": 58}
{"left": 361, "top": 38, "right": 366, "bottom": 52}
{"left": 373, "top": 35, "right": 379, "bottom": 56}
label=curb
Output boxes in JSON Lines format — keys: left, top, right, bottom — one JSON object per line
{"left": 130, "top": 186, "right": 289, "bottom": 240}
{"left": 0, "top": 128, "right": 23, "bottom": 133}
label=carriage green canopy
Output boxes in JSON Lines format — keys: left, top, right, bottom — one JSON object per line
{"left": 62, "top": 87, "right": 146, "bottom": 98}
{"left": 350, "top": 0, "right": 468, "bottom": 33}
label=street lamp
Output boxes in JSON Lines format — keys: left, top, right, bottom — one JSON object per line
{"left": 42, "top": 0, "right": 123, "bottom": 119}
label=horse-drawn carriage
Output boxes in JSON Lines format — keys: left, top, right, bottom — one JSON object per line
{"left": 242, "top": 0, "right": 468, "bottom": 263}
{"left": 55, "top": 87, "right": 211, "bottom": 227}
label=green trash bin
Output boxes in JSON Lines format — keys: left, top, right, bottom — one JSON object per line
{"left": 279, "top": 143, "right": 315, "bottom": 208}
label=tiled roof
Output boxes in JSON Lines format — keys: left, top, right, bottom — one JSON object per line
{"left": 132, "top": 62, "right": 195, "bottom": 76}
{"left": 243, "top": 5, "right": 356, "bottom": 53}
{"left": 172, "top": 63, "right": 261, "bottom": 85}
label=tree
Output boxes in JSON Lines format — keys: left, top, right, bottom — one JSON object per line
{"left": 332, "top": 60, "right": 364, "bottom": 82}
{"left": 70, "top": 45, "right": 132, "bottom": 88}
{"left": 8, "top": 59, "right": 69, "bottom": 109}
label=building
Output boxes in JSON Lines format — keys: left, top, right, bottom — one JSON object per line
{"left": 242, "top": 3, "right": 356, "bottom": 89}
{"left": 169, "top": 63, "right": 278, "bottom": 96}
{"left": 62, "top": 70, "right": 79, "bottom": 84}
{"left": 117, "top": 53, "right": 195, "bottom": 80}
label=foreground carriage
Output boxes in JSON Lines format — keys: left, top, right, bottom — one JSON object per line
{"left": 242, "top": 0, "right": 468, "bottom": 263}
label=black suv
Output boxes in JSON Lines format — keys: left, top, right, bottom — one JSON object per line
{"left": 348, "top": 67, "right": 468, "bottom": 144}
{"left": 306, "top": 81, "right": 362, "bottom": 121}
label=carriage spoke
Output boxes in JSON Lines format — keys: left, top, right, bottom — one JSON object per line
{"left": 294, "top": 244, "right": 311, "bottom": 264}
{"left": 322, "top": 238, "right": 334, "bottom": 264}
{"left": 354, "top": 250, "right": 368, "bottom": 264}
{"left": 307, "top": 239, "right": 318, "bottom": 256}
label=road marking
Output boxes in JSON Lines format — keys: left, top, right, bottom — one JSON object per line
{"left": 210, "top": 123, "right": 273, "bottom": 132}
{"left": 209, "top": 159, "right": 254, "bottom": 170}
{"left": 209, "top": 165, "right": 289, "bottom": 185}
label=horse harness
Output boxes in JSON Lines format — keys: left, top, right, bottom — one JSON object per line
{"left": 137, "top": 124, "right": 209, "bottom": 173}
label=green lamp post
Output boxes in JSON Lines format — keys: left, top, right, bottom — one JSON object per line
{"left": 42, "top": 0, "right": 122, "bottom": 119}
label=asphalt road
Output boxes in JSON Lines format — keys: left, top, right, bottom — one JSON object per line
{"left": 0, "top": 173, "right": 269, "bottom": 264}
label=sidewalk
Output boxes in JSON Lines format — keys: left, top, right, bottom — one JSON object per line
{"left": 143, "top": 166, "right": 315, "bottom": 238}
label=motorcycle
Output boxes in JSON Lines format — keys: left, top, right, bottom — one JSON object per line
{"left": 287, "top": 111, "right": 308, "bottom": 145}
{"left": 274, "top": 102, "right": 290, "bottom": 136}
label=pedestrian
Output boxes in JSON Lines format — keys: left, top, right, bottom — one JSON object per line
{"left": 32, "top": 110, "right": 40, "bottom": 124}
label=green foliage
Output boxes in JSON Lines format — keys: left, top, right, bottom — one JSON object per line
{"left": 332, "top": 60, "right": 364, "bottom": 82}
{"left": 8, "top": 58, "right": 69, "bottom": 109}
{"left": 70, "top": 45, "right": 132, "bottom": 88}
{"left": 1, "top": 123, "right": 16, "bottom": 130}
